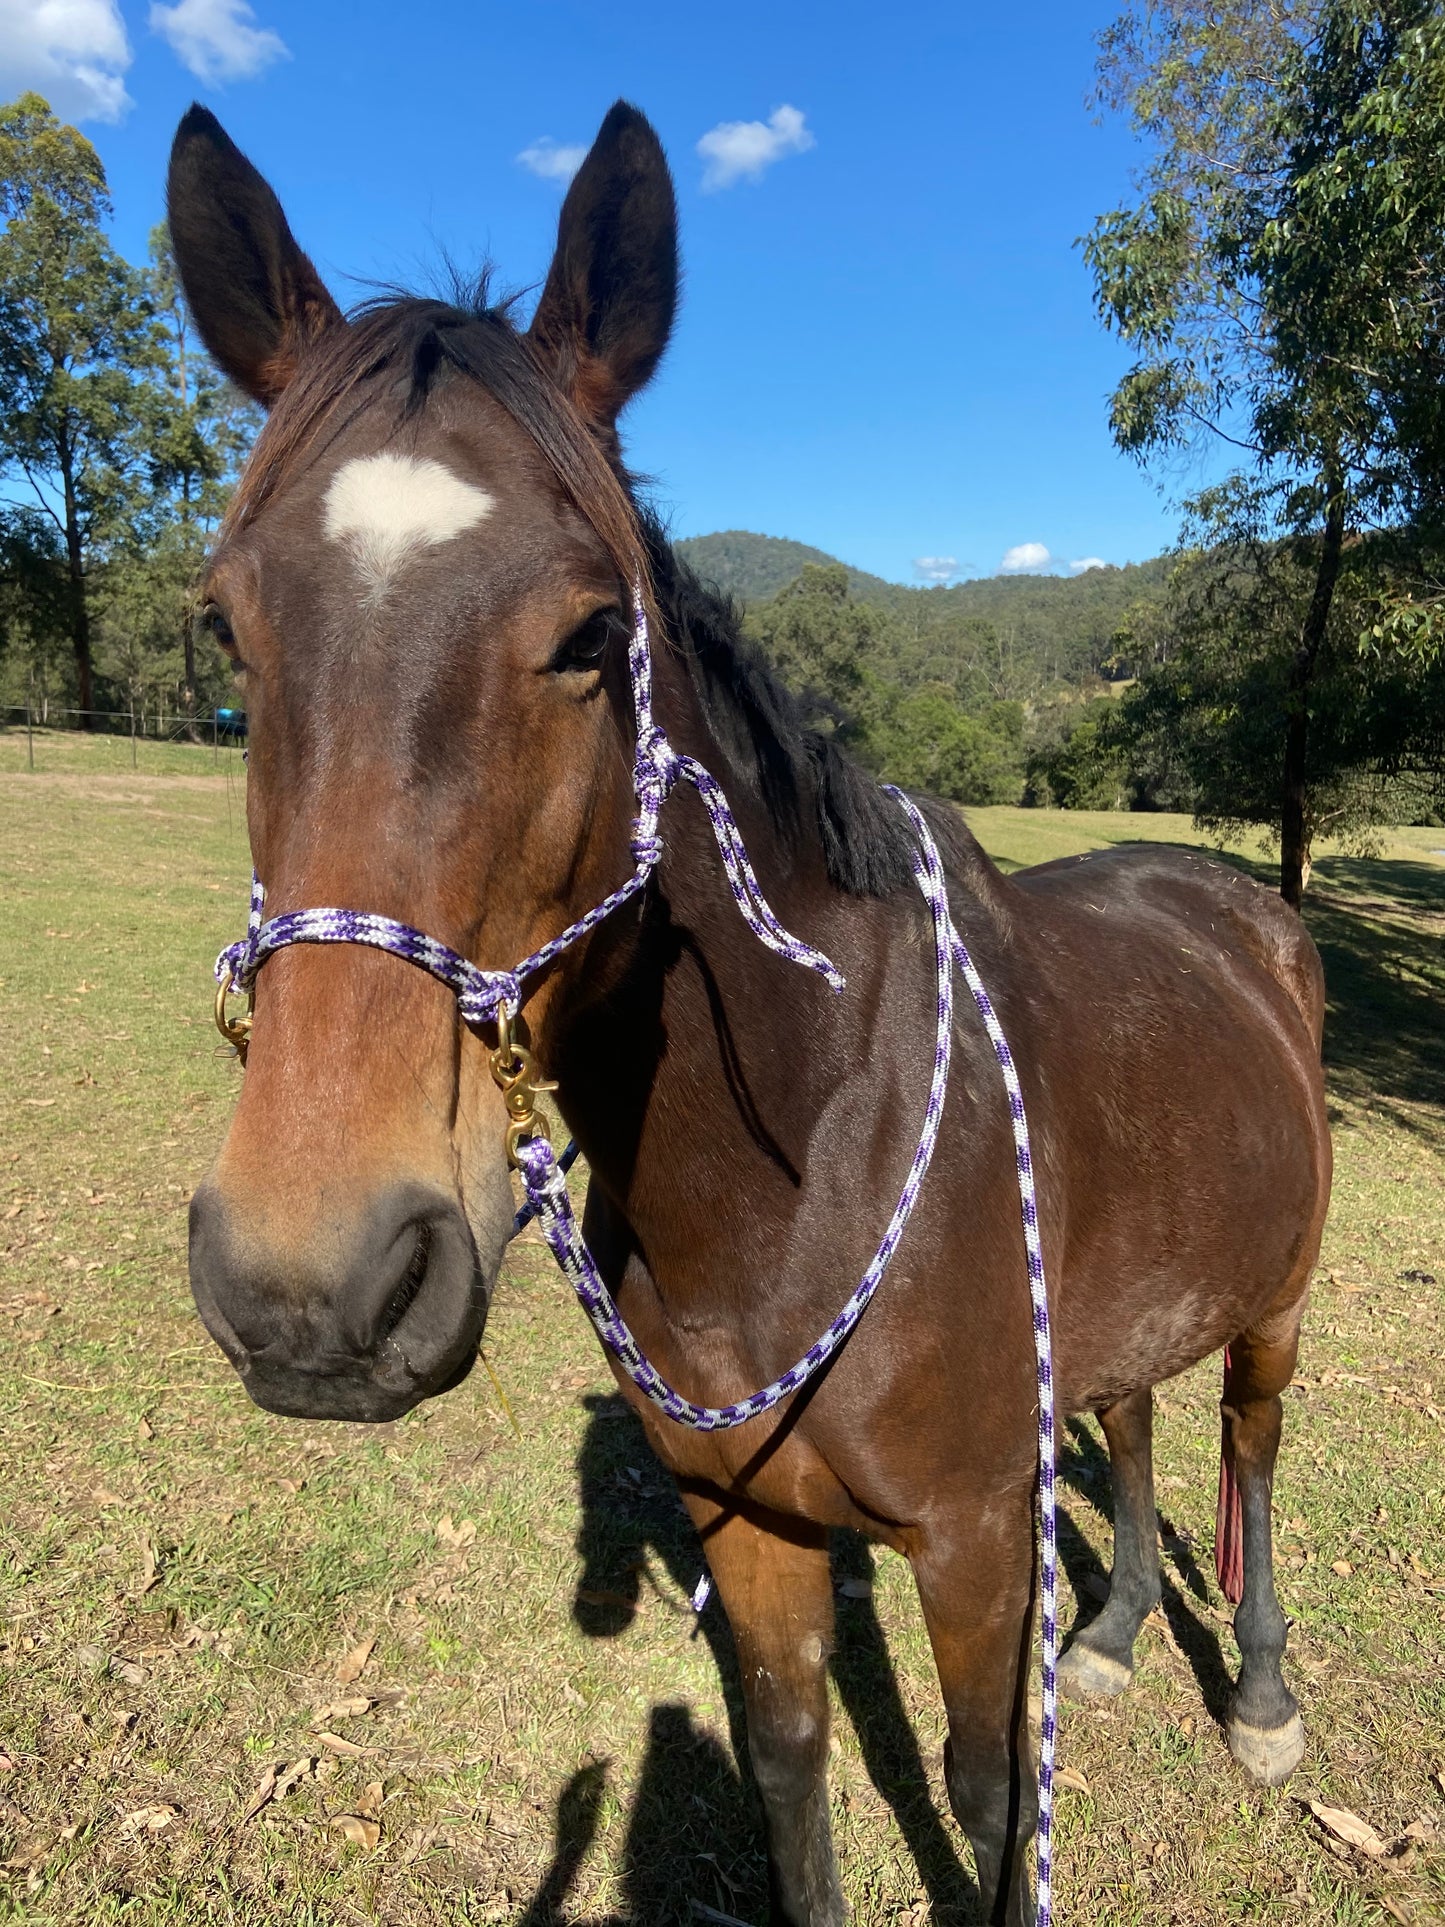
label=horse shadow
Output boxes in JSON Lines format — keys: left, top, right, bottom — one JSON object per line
{"left": 520, "top": 1391, "right": 983, "bottom": 1923}
{"left": 1054, "top": 1415, "right": 1234, "bottom": 1726}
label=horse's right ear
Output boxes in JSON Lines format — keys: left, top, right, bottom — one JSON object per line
{"left": 527, "top": 102, "right": 678, "bottom": 440}
{"left": 167, "top": 105, "right": 342, "bottom": 407}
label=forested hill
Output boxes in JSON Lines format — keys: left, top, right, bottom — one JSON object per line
{"left": 674, "top": 529, "right": 1172, "bottom": 690}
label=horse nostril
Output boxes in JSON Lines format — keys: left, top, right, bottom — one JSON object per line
{"left": 378, "top": 1221, "right": 434, "bottom": 1342}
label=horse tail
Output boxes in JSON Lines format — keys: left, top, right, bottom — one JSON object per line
{"left": 1214, "top": 1345, "right": 1245, "bottom": 1605}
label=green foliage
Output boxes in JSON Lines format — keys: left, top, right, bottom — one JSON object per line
{"left": 0, "top": 99, "right": 256, "bottom": 723}
{"left": 1026, "top": 701, "right": 1132, "bottom": 810}
{"left": 1085, "top": 1, "right": 1445, "bottom": 890}
{"left": 1103, "top": 535, "right": 1445, "bottom": 853}
{"left": 742, "top": 563, "right": 1027, "bottom": 804}
{"left": 0, "top": 93, "right": 169, "bottom": 708}
{"left": 679, "top": 531, "right": 1171, "bottom": 699}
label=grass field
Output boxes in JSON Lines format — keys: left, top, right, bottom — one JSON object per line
{"left": 1, "top": 727, "right": 1442, "bottom": 1926}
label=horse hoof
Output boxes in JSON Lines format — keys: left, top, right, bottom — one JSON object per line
{"left": 1227, "top": 1711, "right": 1305, "bottom": 1786}
{"left": 1057, "top": 1642, "right": 1134, "bottom": 1699}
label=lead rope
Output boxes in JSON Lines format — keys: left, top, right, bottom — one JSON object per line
{"left": 509, "top": 789, "right": 1057, "bottom": 1923}
{"left": 213, "top": 588, "right": 1057, "bottom": 1922}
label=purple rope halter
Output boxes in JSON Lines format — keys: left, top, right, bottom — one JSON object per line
{"left": 213, "top": 584, "right": 1059, "bottom": 1924}
{"left": 215, "top": 586, "right": 842, "bottom": 1030}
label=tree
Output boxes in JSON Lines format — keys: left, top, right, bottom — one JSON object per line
{"left": 0, "top": 502, "right": 68, "bottom": 711}
{"left": 140, "top": 224, "right": 258, "bottom": 727}
{"left": 0, "top": 93, "right": 167, "bottom": 721}
{"left": 744, "top": 563, "right": 1027, "bottom": 804}
{"left": 743, "top": 562, "right": 890, "bottom": 747}
{"left": 1085, "top": 0, "right": 1445, "bottom": 902}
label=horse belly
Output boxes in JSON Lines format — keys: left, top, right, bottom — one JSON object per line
{"left": 1046, "top": 954, "right": 1329, "bottom": 1413}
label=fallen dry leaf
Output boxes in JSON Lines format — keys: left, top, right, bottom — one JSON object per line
{"left": 0, "top": 1746, "right": 17, "bottom": 1773}
{"left": 334, "top": 1637, "right": 375, "bottom": 1685}
{"left": 137, "top": 1416, "right": 154, "bottom": 1442}
{"left": 576, "top": 1587, "right": 635, "bottom": 1611}
{"left": 274, "top": 1757, "right": 317, "bottom": 1799}
{"left": 313, "top": 1695, "right": 372, "bottom": 1723}
{"left": 435, "top": 1515, "right": 476, "bottom": 1550}
{"left": 117, "top": 1803, "right": 177, "bottom": 1839}
{"left": 315, "top": 1731, "right": 370, "bottom": 1758}
{"left": 358, "top": 1780, "right": 385, "bottom": 1820}
{"left": 136, "top": 1538, "right": 159, "bottom": 1595}
{"left": 330, "top": 1813, "right": 380, "bottom": 1850}
{"left": 1306, "top": 1800, "right": 1386, "bottom": 1856}
{"left": 1055, "top": 1765, "right": 1090, "bottom": 1794}
{"left": 1330, "top": 1559, "right": 1353, "bottom": 1578}
{"left": 240, "top": 1764, "right": 278, "bottom": 1824}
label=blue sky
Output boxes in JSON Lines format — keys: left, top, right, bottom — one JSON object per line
{"left": 1, "top": 0, "right": 1197, "bottom": 583}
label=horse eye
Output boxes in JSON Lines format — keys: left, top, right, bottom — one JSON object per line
{"left": 197, "top": 602, "right": 236, "bottom": 652}
{"left": 551, "top": 607, "right": 623, "bottom": 674}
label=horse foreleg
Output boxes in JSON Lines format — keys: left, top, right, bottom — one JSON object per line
{"left": 681, "top": 1492, "right": 843, "bottom": 1926}
{"left": 913, "top": 1496, "right": 1038, "bottom": 1926}
{"left": 1057, "top": 1385, "right": 1160, "bottom": 1697}
{"left": 1220, "top": 1315, "right": 1306, "bottom": 1785}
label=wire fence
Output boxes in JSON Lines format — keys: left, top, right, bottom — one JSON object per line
{"left": 0, "top": 702, "right": 247, "bottom": 772}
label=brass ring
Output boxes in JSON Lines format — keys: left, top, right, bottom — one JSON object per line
{"left": 214, "top": 979, "right": 253, "bottom": 1064}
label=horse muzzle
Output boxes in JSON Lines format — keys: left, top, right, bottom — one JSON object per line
{"left": 188, "top": 1179, "right": 493, "bottom": 1421}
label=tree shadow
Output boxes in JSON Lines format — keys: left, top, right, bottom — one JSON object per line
{"left": 561, "top": 1393, "right": 981, "bottom": 1923}
{"left": 1302, "top": 856, "right": 1445, "bottom": 1139}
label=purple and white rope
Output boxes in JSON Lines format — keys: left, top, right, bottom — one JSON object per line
{"left": 214, "top": 583, "right": 1058, "bottom": 1922}
{"left": 942, "top": 899, "right": 1059, "bottom": 1923}
{"left": 508, "top": 793, "right": 1059, "bottom": 1921}
{"left": 511, "top": 786, "right": 955, "bottom": 1431}
{"left": 215, "top": 588, "right": 842, "bottom": 1017}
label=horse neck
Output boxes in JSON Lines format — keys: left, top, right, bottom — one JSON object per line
{"left": 547, "top": 616, "right": 861, "bottom": 1259}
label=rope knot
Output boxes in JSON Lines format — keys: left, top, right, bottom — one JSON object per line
{"left": 634, "top": 723, "right": 680, "bottom": 796}
{"left": 457, "top": 969, "right": 521, "bottom": 1032}
{"left": 215, "top": 939, "right": 254, "bottom": 992}
{"left": 629, "top": 822, "right": 664, "bottom": 868}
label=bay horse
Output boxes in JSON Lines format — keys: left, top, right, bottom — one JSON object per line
{"left": 167, "top": 101, "right": 1332, "bottom": 1925}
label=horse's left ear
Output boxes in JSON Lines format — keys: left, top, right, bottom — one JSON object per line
{"left": 527, "top": 102, "right": 678, "bottom": 435}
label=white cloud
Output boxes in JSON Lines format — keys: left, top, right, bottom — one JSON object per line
{"left": 1068, "top": 556, "right": 1109, "bottom": 574}
{"left": 914, "top": 555, "right": 959, "bottom": 585}
{"left": 697, "top": 104, "right": 814, "bottom": 191}
{"left": 0, "top": 0, "right": 132, "bottom": 122}
{"left": 516, "top": 137, "right": 587, "bottom": 186}
{"left": 999, "top": 542, "right": 1053, "bottom": 575}
{"left": 149, "top": 0, "right": 287, "bottom": 83}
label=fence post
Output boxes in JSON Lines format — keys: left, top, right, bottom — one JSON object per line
{"left": 26, "top": 700, "right": 34, "bottom": 772}
{"left": 213, "top": 710, "right": 219, "bottom": 766}
{"left": 130, "top": 701, "right": 137, "bottom": 770}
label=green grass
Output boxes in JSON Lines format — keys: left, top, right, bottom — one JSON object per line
{"left": 1, "top": 743, "right": 1442, "bottom": 1924}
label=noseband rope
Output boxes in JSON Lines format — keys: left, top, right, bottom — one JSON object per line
{"left": 213, "top": 583, "right": 1059, "bottom": 1924}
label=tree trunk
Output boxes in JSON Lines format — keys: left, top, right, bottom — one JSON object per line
{"left": 1280, "top": 478, "right": 1347, "bottom": 910}
{"left": 59, "top": 436, "right": 93, "bottom": 728}
{"left": 181, "top": 606, "right": 200, "bottom": 742}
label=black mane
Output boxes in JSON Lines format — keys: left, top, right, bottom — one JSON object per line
{"left": 232, "top": 285, "right": 916, "bottom": 899}
{"left": 642, "top": 519, "right": 916, "bottom": 897}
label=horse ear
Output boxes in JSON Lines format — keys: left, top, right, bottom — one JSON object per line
{"left": 527, "top": 102, "right": 678, "bottom": 436}
{"left": 166, "top": 105, "right": 343, "bottom": 408}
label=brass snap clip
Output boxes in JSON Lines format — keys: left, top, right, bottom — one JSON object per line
{"left": 215, "top": 978, "right": 253, "bottom": 1065}
{"left": 488, "top": 1008, "right": 558, "bottom": 1167}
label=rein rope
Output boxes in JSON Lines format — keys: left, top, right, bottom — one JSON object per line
{"left": 213, "top": 585, "right": 1059, "bottom": 1924}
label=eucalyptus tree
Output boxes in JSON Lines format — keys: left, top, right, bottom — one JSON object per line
{"left": 0, "top": 93, "right": 168, "bottom": 721}
{"left": 1086, "top": 0, "right": 1445, "bottom": 901}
